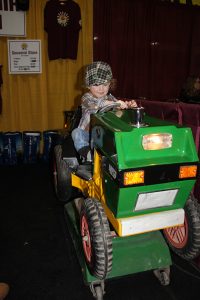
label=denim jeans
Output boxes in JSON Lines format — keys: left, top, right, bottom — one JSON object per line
{"left": 71, "top": 128, "right": 90, "bottom": 152}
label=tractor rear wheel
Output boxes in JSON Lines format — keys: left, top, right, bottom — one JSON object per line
{"left": 80, "top": 198, "right": 113, "bottom": 279}
{"left": 163, "top": 194, "right": 200, "bottom": 260}
{"left": 53, "top": 145, "right": 78, "bottom": 203}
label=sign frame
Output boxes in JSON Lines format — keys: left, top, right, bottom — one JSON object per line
{"left": 8, "top": 40, "right": 42, "bottom": 74}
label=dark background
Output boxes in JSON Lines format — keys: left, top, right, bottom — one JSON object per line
{"left": 93, "top": 0, "right": 200, "bottom": 100}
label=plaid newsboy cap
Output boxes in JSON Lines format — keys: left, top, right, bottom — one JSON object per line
{"left": 85, "top": 61, "right": 113, "bottom": 86}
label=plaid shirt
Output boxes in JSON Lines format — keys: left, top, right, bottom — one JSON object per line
{"left": 78, "top": 92, "right": 117, "bottom": 131}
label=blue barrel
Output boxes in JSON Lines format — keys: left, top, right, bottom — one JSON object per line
{"left": 42, "top": 130, "right": 61, "bottom": 162}
{"left": 23, "top": 131, "right": 41, "bottom": 163}
{"left": 0, "top": 132, "right": 3, "bottom": 165}
{"left": 2, "top": 132, "right": 22, "bottom": 165}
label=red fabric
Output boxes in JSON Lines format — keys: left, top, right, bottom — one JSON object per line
{"left": 93, "top": 0, "right": 200, "bottom": 101}
{"left": 179, "top": 102, "right": 200, "bottom": 154}
{"left": 179, "top": 102, "right": 200, "bottom": 127}
{"left": 138, "top": 99, "right": 180, "bottom": 123}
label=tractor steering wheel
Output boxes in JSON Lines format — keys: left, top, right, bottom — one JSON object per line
{"left": 98, "top": 102, "right": 120, "bottom": 113}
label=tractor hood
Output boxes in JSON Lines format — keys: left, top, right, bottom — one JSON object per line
{"left": 91, "top": 110, "right": 199, "bottom": 170}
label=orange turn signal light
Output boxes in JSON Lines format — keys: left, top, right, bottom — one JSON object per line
{"left": 124, "top": 170, "right": 144, "bottom": 185}
{"left": 179, "top": 165, "right": 197, "bottom": 179}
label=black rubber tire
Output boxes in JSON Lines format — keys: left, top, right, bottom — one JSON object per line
{"left": 163, "top": 194, "right": 200, "bottom": 260}
{"left": 80, "top": 198, "right": 113, "bottom": 280}
{"left": 53, "top": 144, "right": 77, "bottom": 203}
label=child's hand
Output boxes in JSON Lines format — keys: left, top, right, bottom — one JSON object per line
{"left": 125, "top": 100, "right": 137, "bottom": 108}
{"left": 116, "top": 100, "right": 128, "bottom": 109}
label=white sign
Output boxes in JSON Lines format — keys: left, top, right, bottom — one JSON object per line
{"left": 8, "top": 40, "right": 42, "bottom": 74}
{"left": 0, "top": 0, "right": 26, "bottom": 36}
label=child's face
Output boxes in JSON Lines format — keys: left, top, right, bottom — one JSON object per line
{"left": 89, "top": 83, "right": 110, "bottom": 98}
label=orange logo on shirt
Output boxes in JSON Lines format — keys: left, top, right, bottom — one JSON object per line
{"left": 57, "top": 11, "right": 70, "bottom": 27}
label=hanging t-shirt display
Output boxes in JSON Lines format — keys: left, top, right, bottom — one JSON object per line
{"left": 44, "top": 0, "right": 82, "bottom": 60}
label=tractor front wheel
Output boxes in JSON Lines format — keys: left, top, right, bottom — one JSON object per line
{"left": 80, "top": 198, "right": 113, "bottom": 280}
{"left": 163, "top": 194, "right": 200, "bottom": 260}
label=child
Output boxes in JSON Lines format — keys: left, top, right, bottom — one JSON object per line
{"left": 72, "top": 61, "right": 137, "bottom": 161}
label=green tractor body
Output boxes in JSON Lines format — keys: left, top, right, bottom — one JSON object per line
{"left": 91, "top": 110, "right": 198, "bottom": 235}
{"left": 54, "top": 107, "right": 200, "bottom": 298}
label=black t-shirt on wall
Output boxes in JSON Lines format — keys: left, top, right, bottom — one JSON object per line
{"left": 44, "top": 0, "right": 82, "bottom": 60}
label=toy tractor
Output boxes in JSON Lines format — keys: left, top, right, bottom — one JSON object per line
{"left": 53, "top": 105, "right": 200, "bottom": 299}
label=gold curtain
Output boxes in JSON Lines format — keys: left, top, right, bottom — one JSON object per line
{"left": 180, "top": 0, "right": 200, "bottom": 4}
{"left": 0, "top": 0, "right": 93, "bottom": 132}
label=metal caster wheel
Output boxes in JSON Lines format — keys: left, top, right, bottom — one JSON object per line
{"left": 90, "top": 281, "right": 105, "bottom": 300}
{"left": 153, "top": 267, "right": 170, "bottom": 286}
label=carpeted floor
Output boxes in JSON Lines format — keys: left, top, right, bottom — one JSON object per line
{"left": 0, "top": 162, "right": 200, "bottom": 300}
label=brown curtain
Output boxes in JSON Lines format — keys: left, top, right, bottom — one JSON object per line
{"left": 93, "top": 0, "right": 200, "bottom": 101}
{"left": 0, "top": 0, "right": 93, "bottom": 132}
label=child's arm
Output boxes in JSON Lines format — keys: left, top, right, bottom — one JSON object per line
{"left": 125, "top": 99, "right": 138, "bottom": 108}
{"left": 109, "top": 94, "right": 138, "bottom": 109}
{"left": 107, "top": 94, "right": 128, "bottom": 109}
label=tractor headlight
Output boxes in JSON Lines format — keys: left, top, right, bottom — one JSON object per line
{"left": 124, "top": 170, "right": 144, "bottom": 185}
{"left": 142, "top": 133, "right": 172, "bottom": 150}
{"left": 179, "top": 165, "right": 197, "bottom": 179}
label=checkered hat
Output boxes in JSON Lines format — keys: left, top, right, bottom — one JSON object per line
{"left": 85, "top": 61, "right": 113, "bottom": 86}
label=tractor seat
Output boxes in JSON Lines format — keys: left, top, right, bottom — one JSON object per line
{"left": 74, "top": 163, "right": 93, "bottom": 180}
